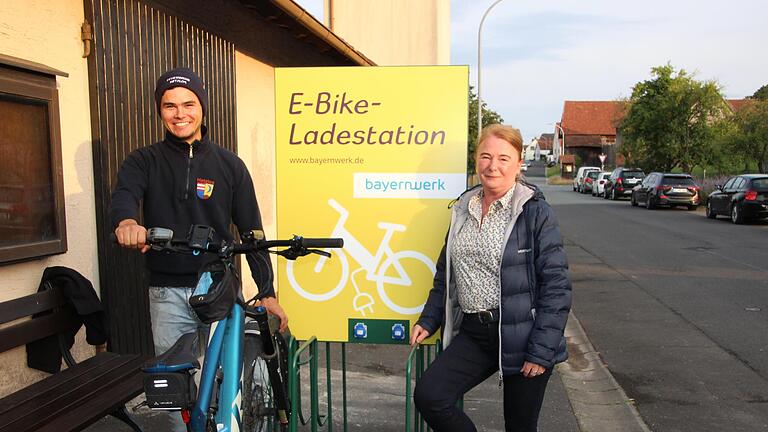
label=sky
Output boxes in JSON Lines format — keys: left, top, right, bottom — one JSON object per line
{"left": 297, "top": 0, "right": 767, "bottom": 142}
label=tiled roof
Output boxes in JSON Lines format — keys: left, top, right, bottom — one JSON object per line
{"left": 560, "top": 154, "right": 575, "bottom": 164}
{"left": 726, "top": 99, "right": 752, "bottom": 112}
{"left": 561, "top": 101, "right": 624, "bottom": 136}
{"left": 538, "top": 133, "right": 554, "bottom": 150}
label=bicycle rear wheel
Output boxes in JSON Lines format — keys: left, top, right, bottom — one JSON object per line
{"left": 242, "top": 318, "right": 290, "bottom": 432}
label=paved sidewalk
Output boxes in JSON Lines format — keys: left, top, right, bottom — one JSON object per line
{"left": 558, "top": 312, "right": 651, "bottom": 432}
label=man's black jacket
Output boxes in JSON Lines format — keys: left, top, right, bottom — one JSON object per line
{"left": 109, "top": 128, "right": 274, "bottom": 294}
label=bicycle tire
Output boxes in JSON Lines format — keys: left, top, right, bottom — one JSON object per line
{"left": 242, "top": 318, "right": 291, "bottom": 432}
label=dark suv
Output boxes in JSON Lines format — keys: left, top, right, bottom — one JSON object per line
{"left": 630, "top": 173, "right": 700, "bottom": 210}
{"left": 604, "top": 168, "right": 645, "bottom": 200}
{"left": 706, "top": 174, "right": 768, "bottom": 224}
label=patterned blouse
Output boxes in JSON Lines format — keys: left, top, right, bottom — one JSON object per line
{"left": 452, "top": 185, "right": 516, "bottom": 313}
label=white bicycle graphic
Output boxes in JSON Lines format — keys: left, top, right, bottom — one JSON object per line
{"left": 285, "top": 198, "right": 436, "bottom": 316}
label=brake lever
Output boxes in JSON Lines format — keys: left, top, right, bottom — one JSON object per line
{"left": 274, "top": 247, "right": 331, "bottom": 260}
{"left": 274, "top": 248, "right": 308, "bottom": 260}
{"left": 150, "top": 243, "right": 169, "bottom": 252}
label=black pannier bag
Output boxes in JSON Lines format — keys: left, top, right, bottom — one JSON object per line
{"left": 143, "top": 368, "right": 197, "bottom": 410}
{"left": 189, "top": 259, "right": 241, "bottom": 324}
{"left": 142, "top": 332, "right": 200, "bottom": 410}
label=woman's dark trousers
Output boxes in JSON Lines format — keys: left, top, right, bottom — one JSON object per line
{"left": 413, "top": 317, "right": 551, "bottom": 432}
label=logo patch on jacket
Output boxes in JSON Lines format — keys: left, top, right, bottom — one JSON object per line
{"left": 196, "top": 178, "right": 214, "bottom": 199}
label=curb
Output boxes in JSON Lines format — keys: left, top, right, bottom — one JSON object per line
{"left": 556, "top": 312, "right": 653, "bottom": 432}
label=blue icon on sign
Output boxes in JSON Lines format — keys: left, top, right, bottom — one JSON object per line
{"left": 391, "top": 323, "right": 405, "bottom": 341}
{"left": 353, "top": 323, "right": 368, "bottom": 339}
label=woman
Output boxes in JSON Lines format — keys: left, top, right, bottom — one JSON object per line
{"left": 411, "top": 124, "right": 572, "bottom": 432}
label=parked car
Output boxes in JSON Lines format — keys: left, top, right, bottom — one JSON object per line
{"left": 591, "top": 172, "right": 610, "bottom": 197}
{"left": 630, "top": 173, "right": 700, "bottom": 210}
{"left": 521, "top": 162, "right": 529, "bottom": 172}
{"left": 705, "top": 174, "right": 768, "bottom": 224}
{"left": 581, "top": 170, "right": 600, "bottom": 194}
{"left": 573, "top": 166, "right": 600, "bottom": 193}
{"left": 604, "top": 167, "right": 645, "bottom": 200}
{"left": 546, "top": 155, "right": 556, "bottom": 166}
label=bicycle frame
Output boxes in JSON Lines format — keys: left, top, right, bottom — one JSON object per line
{"left": 190, "top": 303, "right": 244, "bottom": 431}
{"left": 136, "top": 225, "right": 342, "bottom": 432}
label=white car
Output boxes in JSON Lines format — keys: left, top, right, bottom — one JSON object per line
{"left": 573, "top": 166, "right": 600, "bottom": 193}
{"left": 592, "top": 172, "right": 611, "bottom": 197}
{"left": 521, "top": 163, "right": 529, "bottom": 172}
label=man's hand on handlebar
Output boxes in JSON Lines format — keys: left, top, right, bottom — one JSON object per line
{"left": 115, "top": 219, "right": 150, "bottom": 253}
{"left": 259, "top": 296, "right": 288, "bottom": 333}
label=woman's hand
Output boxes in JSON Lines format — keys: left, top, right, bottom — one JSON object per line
{"left": 410, "top": 324, "right": 431, "bottom": 346}
{"left": 521, "top": 361, "right": 546, "bottom": 378}
{"left": 260, "top": 296, "right": 288, "bottom": 332}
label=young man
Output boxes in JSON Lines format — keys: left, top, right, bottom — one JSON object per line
{"left": 110, "top": 67, "right": 287, "bottom": 358}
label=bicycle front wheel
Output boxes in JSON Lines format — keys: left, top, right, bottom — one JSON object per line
{"left": 242, "top": 318, "right": 290, "bottom": 432}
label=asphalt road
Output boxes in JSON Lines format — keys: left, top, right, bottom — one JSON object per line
{"left": 536, "top": 176, "right": 768, "bottom": 432}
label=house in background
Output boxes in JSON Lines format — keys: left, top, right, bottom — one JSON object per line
{"left": 557, "top": 101, "right": 623, "bottom": 168}
{"left": 726, "top": 99, "right": 752, "bottom": 113}
{"left": 538, "top": 133, "right": 553, "bottom": 161}
{"left": 523, "top": 133, "right": 553, "bottom": 161}
{"left": 523, "top": 137, "right": 538, "bottom": 161}
{"left": 552, "top": 121, "right": 565, "bottom": 162}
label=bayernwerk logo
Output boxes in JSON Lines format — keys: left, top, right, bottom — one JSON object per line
{"left": 196, "top": 178, "right": 214, "bottom": 199}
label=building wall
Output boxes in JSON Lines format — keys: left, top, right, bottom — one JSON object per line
{"left": 327, "top": 0, "right": 450, "bottom": 66}
{"left": 0, "top": 0, "right": 97, "bottom": 397}
{"left": 234, "top": 52, "right": 278, "bottom": 298}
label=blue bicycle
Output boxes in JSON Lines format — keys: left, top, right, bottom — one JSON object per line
{"left": 137, "top": 225, "right": 342, "bottom": 432}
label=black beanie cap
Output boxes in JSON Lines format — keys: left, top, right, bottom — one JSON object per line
{"left": 154, "top": 67, "right": 208, "bottom": 116}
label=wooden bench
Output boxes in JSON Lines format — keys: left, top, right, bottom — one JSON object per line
{"left": 0, "top": 285, "right": 148, "bottom": 432}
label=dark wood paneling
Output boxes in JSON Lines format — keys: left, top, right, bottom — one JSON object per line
{"left": 85, "top": 0, "right": 236, "bottom": 355}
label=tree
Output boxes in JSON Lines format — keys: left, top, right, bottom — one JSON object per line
{"left": 619, "top": 64, "right": 728, "bottom": 173}
{"left": 751, "top": 84, "right": 768, "bottom": 101}
{"left": 728, "top": 99, "right": 768, "bottom": 173}
{"left": 467, "top": 86, "right": 504, "bottom": 173}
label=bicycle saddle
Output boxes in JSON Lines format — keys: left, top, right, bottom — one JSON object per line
{"left": 143, "top": 332, "right": 201, "bottom": 372}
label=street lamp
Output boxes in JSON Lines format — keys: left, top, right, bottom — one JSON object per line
{"left": 477, "top": 0, "right": 504, "bottom": 135}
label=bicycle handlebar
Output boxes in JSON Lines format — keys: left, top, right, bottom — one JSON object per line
{"left": 230, "top": 237, "right": 343, "bottom": 253}
{"left": 111, "top": 225, "right": 343, "bottom": 259}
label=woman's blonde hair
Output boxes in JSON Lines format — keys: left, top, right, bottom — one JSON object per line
{"left": 476, "top": 124, "right": 523, "bottom": 159}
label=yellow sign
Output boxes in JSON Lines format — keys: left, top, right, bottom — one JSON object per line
{"left": 275, "top": 66, "right": 468, "bottom": 342}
